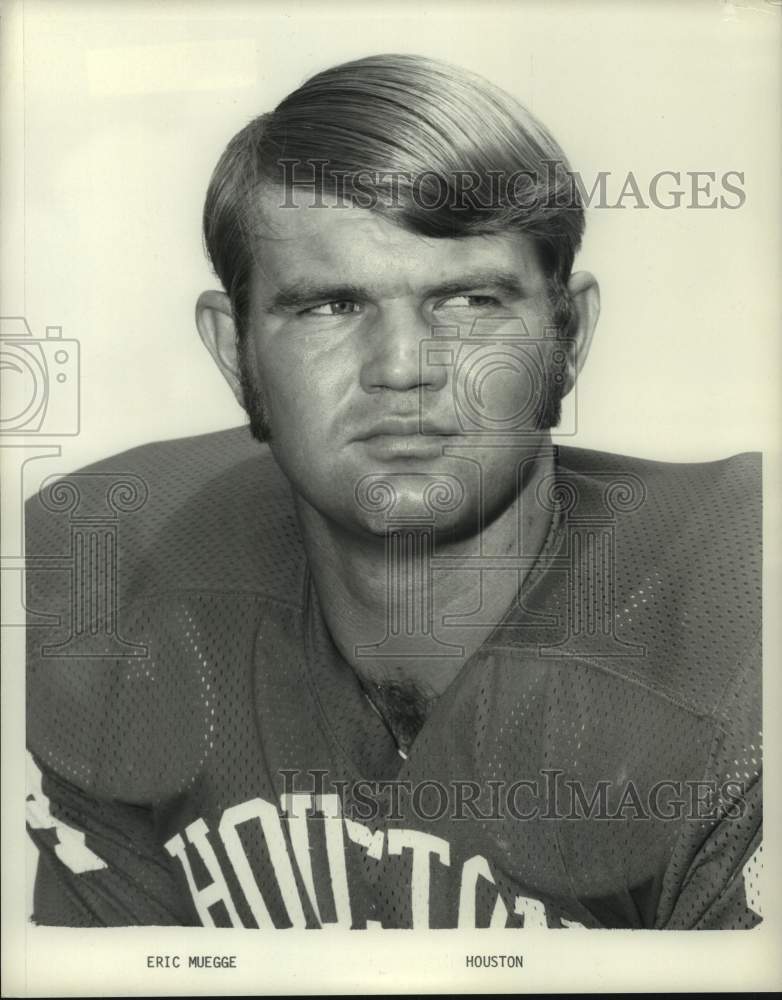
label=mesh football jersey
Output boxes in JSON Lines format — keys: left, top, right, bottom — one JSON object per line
{"left": 25, "top": 427, "right": 762, "bottom": 929}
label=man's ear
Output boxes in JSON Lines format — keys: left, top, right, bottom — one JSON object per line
{"left": 563, "top": 270, "right": 600, "bottom": 388}
{"left": 195, "top": 290, "right": 245, "bottom": 409}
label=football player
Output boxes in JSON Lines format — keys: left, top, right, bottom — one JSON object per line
{"left": 26, "top": 54, "right": 761, "bottom": 929}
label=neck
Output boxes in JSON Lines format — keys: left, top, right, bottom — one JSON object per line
{"left": 295, "top": 441, "right": 556, "bottom": 700}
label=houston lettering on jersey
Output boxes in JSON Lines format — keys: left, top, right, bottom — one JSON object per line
{"left": 163, "top": 792, "right": 584, "bottom": 929}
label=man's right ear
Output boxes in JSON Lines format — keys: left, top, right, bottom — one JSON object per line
{"left": 195, "top": 290, "right": 245, "bottom": 410}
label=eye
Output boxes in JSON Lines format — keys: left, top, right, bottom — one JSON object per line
{"left": 437, "top": 294, "right": 499, "bottom": 310}
{"left": 304, "top": 300, "right": 362, "bottom": 316}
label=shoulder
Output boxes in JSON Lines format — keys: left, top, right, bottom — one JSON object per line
{"left": 25, "top": 426, "right": 305, "bottom": 603}
{"left": 548, "top": 446, "right": 761, "bottom": 713}
{"left": 554, "top": 445, "right": 761, "bottom": 568}
{"left": 26, "top": 427, "right": 306, "bottom": 802}
{"left": 556, "top": 444, "right": 760, "bottom": 505}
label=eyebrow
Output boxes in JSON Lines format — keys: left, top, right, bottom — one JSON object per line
{"left": 265, "top": 270, "right": 527, "bottom": 311}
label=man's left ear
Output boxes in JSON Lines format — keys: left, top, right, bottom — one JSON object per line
{"left": 563, "top": 270, "right": 600, "bottom": 384}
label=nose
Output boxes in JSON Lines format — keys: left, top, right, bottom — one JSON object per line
{"left": 359, "top": 305, "right": 448, "bottom": 394}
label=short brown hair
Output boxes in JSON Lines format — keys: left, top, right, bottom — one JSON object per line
{"left": 203, "top": 53, "right": 585, "bottom": 339}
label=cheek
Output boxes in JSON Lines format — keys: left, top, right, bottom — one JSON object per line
{"left": 453, "top": 342, "right": 549, "bottom": 431}
{"left": 255, "top": 332, "right": 356, "bottom": 439}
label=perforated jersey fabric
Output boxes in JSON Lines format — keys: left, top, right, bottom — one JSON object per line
{"left": 25, "top": 427, "right": 762, "bottom": 929}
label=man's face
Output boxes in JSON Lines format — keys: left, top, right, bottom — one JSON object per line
{"left": 238, "top": 190, "right": 570, "bottom": 539}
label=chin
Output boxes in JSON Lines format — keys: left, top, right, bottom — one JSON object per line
{"left": 345, "top": 481, "right": 482, "bottom": 546}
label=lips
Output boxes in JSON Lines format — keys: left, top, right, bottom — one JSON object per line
{"left": 354, "top": 416, "right": 460, "bottom": 460}
{"left": 357, "top": 417, "right": 456, "bottom": 440}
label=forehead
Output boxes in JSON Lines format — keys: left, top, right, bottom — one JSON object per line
{"left": 248, "top": 187, "right": 546, "bottom": 298}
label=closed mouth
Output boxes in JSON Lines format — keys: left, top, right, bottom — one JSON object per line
{"left": 357, "top": 418, "right": 456, "bottom": 441}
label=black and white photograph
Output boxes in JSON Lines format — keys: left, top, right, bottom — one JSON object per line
{"left": 1, "top": 0, "right": 780, "bottom": 995}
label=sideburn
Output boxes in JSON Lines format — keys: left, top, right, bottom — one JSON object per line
{"left": 535, "top": 281, "right": 576, "bottom": 430}
{"left": 236, "top": 333, "right": 273, "bottom": 443}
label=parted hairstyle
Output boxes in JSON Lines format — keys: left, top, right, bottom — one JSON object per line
{"left": 202, "top": 53, "right": 585, "bottom": 341}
